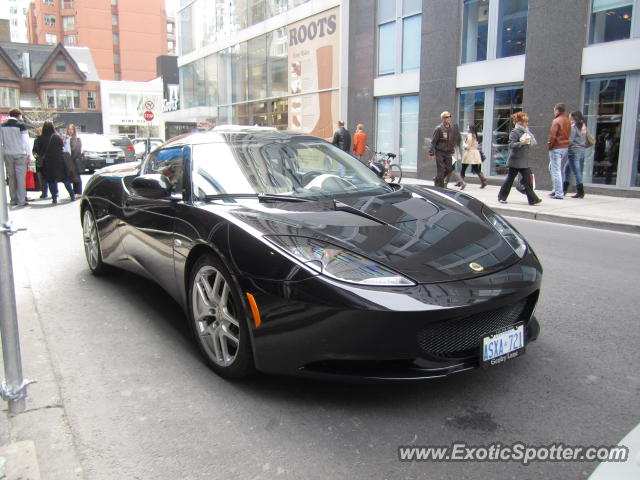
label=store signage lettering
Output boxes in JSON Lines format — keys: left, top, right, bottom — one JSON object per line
{"left": 289, "top": 14, "right": 337, "bottom": 46}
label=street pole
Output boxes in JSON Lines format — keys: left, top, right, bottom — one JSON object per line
{"left": 0, "top": 147, "right": 31, "bottom": 414}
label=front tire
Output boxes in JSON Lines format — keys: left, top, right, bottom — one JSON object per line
{"left": 82, "top": 208, "right": 109, "bottom": 275}
{"left": 188, "top": 254, "right": 255, "bottom": 379}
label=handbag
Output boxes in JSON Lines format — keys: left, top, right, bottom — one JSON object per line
{"left": 479, "top": 150, "right": 486, "bottom": 162}
{"left": 25, "top": 167, "right": 39, "bottom": 191}
{"left": 585, "top": 133, "right": 595, "bottom": 148}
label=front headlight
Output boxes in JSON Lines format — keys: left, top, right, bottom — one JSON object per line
{"left": 84, "top": 151, "right": 99, "bottom": 158}
{"left": 483, "top": 211, "right": 527, "bottom": 258}
{"left": 264, "top": 235, "right": 416, "bottom": 286}
{"left": 116, "top": 151, "right": 125, "bottom": 158}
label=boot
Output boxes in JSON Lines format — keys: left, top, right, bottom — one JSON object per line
{"left": 572, "top": 184, "right": 584, "bottom": 198}
{"left": 479, "top": 173, "right": 487, "bottom": 189}
{"left": 562, "top": 181, "right": 570, "bottom": 195}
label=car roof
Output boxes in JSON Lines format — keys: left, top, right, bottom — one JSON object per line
{"left": 162, "top": 126, "right": 317, "bottom": 149}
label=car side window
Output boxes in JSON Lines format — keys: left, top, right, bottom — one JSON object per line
{"left": 143, "top": 147, "right": 185, "bottom": 197}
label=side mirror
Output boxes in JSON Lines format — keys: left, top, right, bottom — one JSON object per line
{"left": 131, "top": 174, "right": 172, "bottom": 199}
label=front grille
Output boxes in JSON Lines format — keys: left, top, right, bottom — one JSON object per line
{"left": 417, "top": 300, "right": 527, "bottom": 359}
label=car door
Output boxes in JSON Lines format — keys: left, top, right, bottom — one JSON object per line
{"left": 122, "top": 146, "right": 187, "bottom": 298}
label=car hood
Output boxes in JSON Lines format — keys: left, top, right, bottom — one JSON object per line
{"left": 214, "top": 186, "right": 523, "bottom": 284}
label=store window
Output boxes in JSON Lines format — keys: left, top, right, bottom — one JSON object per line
{"left": 589, "top": 0, "right": 634, "bottom": 44}
{"left": 376, "top": 95, "right": 419, "bottom": 171}
{"left": 633, "top": 91, "right": 640, "bottom": 187}
{"left": 44, "top": 89, "right": 80, "bottom": 109}
{"left": 491, "top": 85, "right": 523, "bottom": 175}
{"left": 458, "top": 88, "right": 485, "bottom": 143}
{"left": 462, "top": 0, "right": 489, "bottom": 63}
{"left": 248, "top": 35, "right": 268, "bottom": 101}
{"left": 268, "top": 28, "right": 288, "bottom": 98}
{"left": 0, "top": 87, "right": 19, "bottom": 108}
{"left": 583, "top": 76, "right": 626, "bottom": 185}
{"left": 377, "top": 0, "right": 422, "bottom": 76}
{"left": 497, "top": 0, "right": 528, "bottom": 58}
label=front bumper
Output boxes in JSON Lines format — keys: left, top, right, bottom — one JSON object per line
{"left": 243, "top": 255, "right": 542, "bottom": 380}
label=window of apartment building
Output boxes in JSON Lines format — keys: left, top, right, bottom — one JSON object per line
{"left": 87, "top": 91, "right": 96, "bottom": 109}
{"left": 45, "top": 89, "right": 80, "bottom": 109}
{"left": 461, "top": 0, "right": 528, "bottom": 64}
{"left": 44, "top": 14, "right": 56, "bottom": 26}
{"left": 167, "top": 22, "right": 174, "bottom": 34}
{"left": 43, "top": 0, "right": 55, "bottom": 6}
{"left": 113, "top": 33, "right": 119, "bottom": 44}
{"left": 377, "top": 0, "right": 422, "bottom": 75}
{"left": 62, "top": 15, "right": 75, "bottom": 30}
{"left": 63, "top": 1, "right": 74, "bottom": 9}
{"left": 56, "top": 58, "right": 67, "bottom": 72}
{"left": 589, "top": 0, "right": 635, "bottom": 44}
{"left": 46, "top": 34, "right": 58, "bottom": 44}
{"left": 112, "top": 14, "right": 118, "bottom": 25}
{"left": 10, "top": 7, "right": 18, "bottom": 14}
{"left": 111, "top": 0, "right": 117, "bottom": 5}
{"left": 375, "top": 95, "right": 420, "bottom": 171}
{"left": 458, "top": 84, "right": 523, "bottom": 176}
{"left": 113, "top": 53, "right": 120, "bottom": 64}
{"left": 11, "top": 19, "right": 18, "bottom": 27}
{"left": 64, "top": 34, "right": 77, "bottom": 45}
{"left": 0, "top": 87, "right": 19, "bottom": 108}
{"left": 248, "top": 0, "right": 266, "bottom": 26}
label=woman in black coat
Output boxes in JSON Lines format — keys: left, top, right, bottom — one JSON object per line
{"left": 36, "top": 121, "right": 75, "bottom": 204}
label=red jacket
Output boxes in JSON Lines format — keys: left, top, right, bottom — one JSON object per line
{"left": 547, "top": 113, "right": 571, "bottom": 150}
{"left": 353, "top": 130, "right": 367, "bottom": 155}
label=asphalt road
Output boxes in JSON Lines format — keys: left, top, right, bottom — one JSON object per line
{"left": 7, "top": 192, "right": 640, "bottom": 480}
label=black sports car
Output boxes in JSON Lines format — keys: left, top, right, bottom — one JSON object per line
{"left": 80, "top": 127, "right": 541, "bottom": 380}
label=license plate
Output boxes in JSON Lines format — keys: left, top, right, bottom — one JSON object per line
{"left": 105, "top": 158, "right": 114, "bottom": 164}
{"left": 482, "top": 324, "right": 525, "bottom": 366}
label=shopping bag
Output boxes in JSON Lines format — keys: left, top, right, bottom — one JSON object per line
{"left": 25, "top": 168, "right": 38, "bottom": 191}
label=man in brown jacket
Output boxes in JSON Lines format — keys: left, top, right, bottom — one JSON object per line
{"left": 547, "top": 103, "right": 571, "bottom": 199}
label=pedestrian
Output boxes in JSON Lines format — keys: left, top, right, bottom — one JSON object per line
{"left": 32, "top": 128, "right": 49, "bottom": 199}
{"left": 562, "top": 111, "right": 588, "bottom": 198}
{"left": 547, "top": 103, "right": 571, "bottom": 199}
{"left": 0, "top": 108, "right": 33, "bottom": 207}
{"left": 63, "top": 124, "right": 83, "bottom": 195}
{"left": 353, "top": 124, "right": 367, "bottom": 160}
{"left": 461, "top": 125, "right": 487, "bottom": 188}
{"left": 429, "top": 111, "right": 465, "bottom": 189}
{"left": 36, "top": 121, "right": 74, "bottom": 204}
{"left": 497, "top": 112, "right": 542, "bottom": 206}
{"left": 332, "top": 120, "right": 351, "bottom": 153}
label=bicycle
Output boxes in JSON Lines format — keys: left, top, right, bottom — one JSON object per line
{"left": 363, "top": 147, "right": 403, "bottom": 184}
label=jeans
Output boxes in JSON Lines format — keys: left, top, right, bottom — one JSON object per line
{"left": 549, "top": 148, "right": 567, "bottom": 197}
{"left": 434, "top": 151, "right": 454, "bottom": 188}
{"left": 498, "top": 167, "right": 540, "bottom": 205}
{"left": 564, "top": 149, "right": 584, "bottom": 185}
{"left": 48, "top": 180, "right": 75, "bottom": 200}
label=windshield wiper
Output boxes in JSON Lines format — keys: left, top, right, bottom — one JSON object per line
{"left": 204, "top": 193, "right": 313, "bottom": 203}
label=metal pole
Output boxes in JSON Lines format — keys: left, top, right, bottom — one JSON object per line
{"left": 0, "top": 146, "right": 30, "bottom": 414}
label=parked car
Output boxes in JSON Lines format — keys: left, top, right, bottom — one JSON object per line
{"left": 109, "top": 136, "right": 136, "bottom": 163}
{"left": 78, "top": 133, "right": 126, "bottom": 173}
{"left": 132, "top": 137, "right": 164, "bottom": 160}
{"left": 80, "top": 126, "right": 542, "bottom": 380}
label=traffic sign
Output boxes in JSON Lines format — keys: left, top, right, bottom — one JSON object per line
{"left": 144, "top": 100, "right": 155, "bottom": 110}
{"left": 143, "top": 110, "right": 154, "bottom": 121}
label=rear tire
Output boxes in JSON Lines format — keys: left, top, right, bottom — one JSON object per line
{"left": 385, "top": 163, "right": 403, "bottom": 184}
{"left": 188, "top": 254, "right": 255, "bottom": 379}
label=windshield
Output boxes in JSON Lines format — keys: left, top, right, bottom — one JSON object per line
{"left": 133, "top": 140, "right": 163, "bottom": 154}
{"left": 80, "top": 134, "right": 117, "bottom": 151}
{"left": 191, "top": 137, "right": 392, "bottom": 200}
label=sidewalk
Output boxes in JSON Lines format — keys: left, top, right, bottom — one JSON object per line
{"left": 403, "top": 178, "right": 640, "bottom": 234}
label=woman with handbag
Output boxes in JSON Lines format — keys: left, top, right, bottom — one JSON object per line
{"left": 497, "top": 112, "right": 542, "bottom": 206}
{"left": 32, "top": 129, "right": 49, "bottom": 199}
{"left": 562, "top": 111, "right": 587, "bottom": 198}
{"left": 460, "top": 125, "right": 487, "bottom": 188}
{"left": 36, "top": 121, "right": 74, "bottom": 204}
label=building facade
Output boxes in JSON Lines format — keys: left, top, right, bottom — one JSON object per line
{"left": 0, "top": 42, "right": 102, "bottom": 132}
{"left": 176, "top": 0, "right": 640, "bottom": 195}
{"left": 0, "top": 0, "right": 32, "bottom": 43}
{"left": 27, "top": 0, "right": 168, "bottom": 82}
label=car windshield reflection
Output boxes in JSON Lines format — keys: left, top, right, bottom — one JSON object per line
{"left": 191, "top": 138, "right": 392, "bottom": 201}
